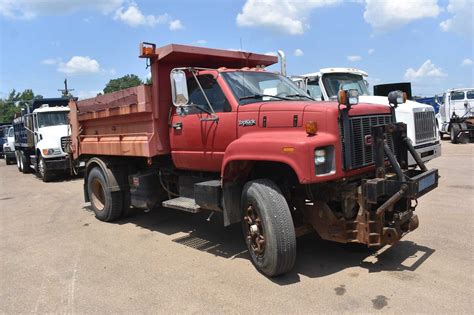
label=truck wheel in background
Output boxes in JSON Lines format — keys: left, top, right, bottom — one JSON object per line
{"left": 19, "top": 151, "right": 31, "bottom": 173}
{"left": 241, "top": 179, "right": 296, "bottom": 277}
{"left": 87, "top": 167, "right": 123, "bottom": 222}
{"left": 450, "top": 124, "right": 460, "bottom": 144}
{"left": 37, "top": 156, "right": 52, "bottom": 182}
{"left": 5, "top": 157, "right": 14, "bottom": 165}
{"left": 16, "top": 151, "right": 22, "bottom": 172}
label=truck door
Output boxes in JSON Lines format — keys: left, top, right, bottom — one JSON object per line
{"left": 450, "top": 91, "right": 466, "bottom": 117}
{"left": 170, "top": 74, "right": 237, "bottom": 172}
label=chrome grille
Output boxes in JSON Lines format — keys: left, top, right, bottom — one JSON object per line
{"left": 61, "top": 136, "right": 71, "bottom": 152}
{"left": 414, "top": 111, "right": 436, "bottom": 143}
{"left": 341, "top": 114, "right": 394, "bottom": 169}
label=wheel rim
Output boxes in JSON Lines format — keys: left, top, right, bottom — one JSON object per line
{"left": 16, "top": 152, "right": 20, "bottom": 168}
{"left": 91, "top": 178, "right": 106, "bottom": 211}
{"left": 19, "top": 154, "right": 23, "bottom": 170}
{"left": 244, "top": 204, "right": 266, "bottom": 256}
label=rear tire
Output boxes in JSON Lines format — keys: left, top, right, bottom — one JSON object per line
{"left": 241, "top": 179, "right": 296, "bottom": 277}
{"left": 20, "top": 151, "right": 31, "bottom": 173}
{"left": 87, "top": 167, "right": 123, "bottom": 222}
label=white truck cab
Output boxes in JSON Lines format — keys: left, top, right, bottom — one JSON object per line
{"left": 435, "top": 88, "right": 474, "bottom": 143}
{"left": 3, "top": 126, "right": 16, "bottom": 165}
{"left": 30, "top": 105, "right": 70, "bottom": 180}
{"left": 294, "top": 68, "right": 441, "bottom": 165}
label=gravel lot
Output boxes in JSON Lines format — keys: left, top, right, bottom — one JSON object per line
{"left": 1, "top": 141, "right": 473, "bottom": 313}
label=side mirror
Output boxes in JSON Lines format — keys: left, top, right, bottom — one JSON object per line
{"left": 170, "top": 69, "right": 189, "bottom": 107}
{"left": 434, "top": 94, "right": 441, "bottom": 105}
{"left": 388, "top": 90, "right": 406, "bottom": 107}
{"left": 363, "top": 79, "right": 369, "bottom": 89}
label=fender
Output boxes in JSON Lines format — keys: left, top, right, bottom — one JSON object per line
{"left": 221, "top": 130, "right": 338, "bottom": 184}
{"left": 84, "top": 157, "right": 126, "bottom": 202}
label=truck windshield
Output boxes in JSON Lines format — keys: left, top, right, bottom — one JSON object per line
{"left": 322, "top": 73, "right": 370, "bottom": 99}
{"left": 222, "top": 71, "right": 311, "bottom": 105}
{"left": 37, "top": 111, "right": 68, "bottom": 128}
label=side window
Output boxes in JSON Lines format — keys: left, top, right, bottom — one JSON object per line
{"left": 466, "top": 90, "right": 474, "bottom": 99}
{"left": 307, "top": 80, "right": 322, "bottom": 101}
{"left": 187, "top": 75, "right": 231, "bottom": 113}
{"left": 451, "top": 91, "right": 465, "bottom": 101}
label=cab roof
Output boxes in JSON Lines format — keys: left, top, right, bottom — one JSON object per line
{"left": 156, "top": 44, "right": 278, "bottom": 69}
{"left": 302, "top": 67, "right": 369, "bottom": 78}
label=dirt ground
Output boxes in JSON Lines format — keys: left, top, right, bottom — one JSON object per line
{"left": 1, "top": 141, "right": 473, "bottom": 313}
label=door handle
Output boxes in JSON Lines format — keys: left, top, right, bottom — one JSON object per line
{"left": 172, "top": 122, "right": 183, "bottom": 130}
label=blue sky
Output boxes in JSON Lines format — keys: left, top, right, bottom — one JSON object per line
{"left": 0, "top": 0, "right": 472, "bottom": 99}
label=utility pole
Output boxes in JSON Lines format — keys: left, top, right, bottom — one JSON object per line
{"left": 58, "top": 78, "right": 74, "bottom": 97}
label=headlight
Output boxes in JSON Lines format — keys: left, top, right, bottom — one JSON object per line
{"left": 314, "top": 146, "right": 335, "bottom": 175}
{"left": 315, "top": 149, "right": 326, "bottom": 165}
{"left": 42, "top": 148, "right": 61, "bottom": 156}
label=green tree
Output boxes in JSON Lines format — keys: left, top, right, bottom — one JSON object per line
{"left": 103, "top": 74, "right": 143, "bottom": 94}
{"left": 0, "top": 88, "right": 38, "bottom": 123}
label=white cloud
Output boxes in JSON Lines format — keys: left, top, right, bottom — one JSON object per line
{"left": 462, "top": 58, "right": 473, "bottom": 66}
{"left": 76, "top": 90, "right": 103, "bottom": 100}
{"left": 347, "top": 55, "right": 362, "bottom": 62}
{"left": 440, "top": 0, "right": 473, "bottom": 38}
{"left": 368, "top": 48, "right": 375, "bottom": 55}
{"left": 169, "top": 19, "right": 184, "bottom": 31}
{"left": 41, "top": 58, "right": 61, "bottom": 65}
{"left": 236, "top": 0, "right": 341, "bottom": 35}
{"left": 404, "top": 60, "right": 447, "bottom": 81}
{"left": 194, "top": 39, "right": 207, "bottom": 46}
{"left": 264, "top": 51, "right": 278, "bottom": 57}
{"left": 57, "top": 56, "right": 101, "bottom": 75}
{"left": 294, "top": 48, "right": 304, "bottom": 57}
{"left": 0, "top": 0, "right": 123, "bottom": 19}
{"left": 364, "top": 0, "right": 441, "bottom": 32}
{"left": 114, "top": 4, "right": 169, "bottom": 27}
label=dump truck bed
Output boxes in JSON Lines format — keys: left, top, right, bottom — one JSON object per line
{"left": 69, "top": 43, "right": 277, "bottom": 160}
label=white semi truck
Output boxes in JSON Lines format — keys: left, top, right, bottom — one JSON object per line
{"left": 435, "top": 88, "right": 474, "bottom": 143}
{"left": 293, "top": 68, "right": 441, "bottom": 165}
{"left": 3, "top": 126, "right": 16, "bottom": 165}
{"left": 13, "top": 98, "right": 72, "bottom": 181}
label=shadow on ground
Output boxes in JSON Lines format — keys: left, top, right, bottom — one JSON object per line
{"left": 84, "top": 206, "right": 435, "bottom": 285}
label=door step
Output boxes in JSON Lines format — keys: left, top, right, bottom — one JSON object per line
{"left": 162, "top": 197, "right": 201, "bottom": 213}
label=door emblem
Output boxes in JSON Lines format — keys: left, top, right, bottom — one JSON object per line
{"left": 239, "top": 119, "right": 256, "bottom": 127}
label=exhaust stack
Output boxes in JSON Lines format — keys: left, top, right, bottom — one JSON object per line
{"left": 277, "top": 50, "right": 286, "bottom": 77}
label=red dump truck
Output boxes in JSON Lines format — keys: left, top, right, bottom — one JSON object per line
{"left": 68, "top": 42, "right": 438, "bottom": 277}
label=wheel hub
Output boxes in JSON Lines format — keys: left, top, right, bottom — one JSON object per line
{"left": 244, "top": 205, "right": 265, "bottom": 255}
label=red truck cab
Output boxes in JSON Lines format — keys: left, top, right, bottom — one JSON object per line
{"left": 69, "top": 43, "right": 438, "bottom": 277}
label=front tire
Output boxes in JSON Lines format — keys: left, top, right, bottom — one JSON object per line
{"left": 241, "top": 179, "right": 296, "bottom": 277}
{"left": 37, "top": 156, "right": 53, "bottom": 182}
{"left": 87, "top": 167, "right": 123, "bottom": 222}
{"left": 450, "top": 124, "right": 460, "bottom": 144}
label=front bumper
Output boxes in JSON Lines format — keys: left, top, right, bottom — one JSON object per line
{"left": 408, "top": 141, "right": 441, "bottom": 165}
{"left": 5, "top": 151, "right": 16, "bottom": 159}
{"left": 44, "top": 156, "right": 70, "bottom": 172}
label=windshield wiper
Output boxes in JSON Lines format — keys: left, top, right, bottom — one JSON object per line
{"left": 285, "top": 94, "right": 315, "bottom": 101}
{"left": 239, "top": 94, "right": 289, "bottom": 101}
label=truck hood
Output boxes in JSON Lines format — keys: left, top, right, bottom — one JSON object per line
{"left": 358, "top": 95, "right": 435, "bottom": 114}
{"left": 244, "top": 100, "right": 390, "bottom": 129}
{"left": 37, "top": 124, "right": 69, "bottom": 151}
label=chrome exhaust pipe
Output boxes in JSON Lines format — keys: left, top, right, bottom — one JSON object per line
{"left": 277, "top": 50, "right": 286, "bottom": 77}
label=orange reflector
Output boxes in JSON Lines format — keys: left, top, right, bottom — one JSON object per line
{"left": 142, "top": 47, "right": 154, "bottom": 55}
{"left": 282, "top": 147, "right": 295, "bottom": 153}
{"left": 305, "top": 121, "right": 317, "bottom": 135}
{"left": 338, "top": 90, "right": 346, "bottom": 105}
{"left": 42, "top": 149, "right": 49, "bottom": 155}
{"left": 403, "top": 92, "right": 408, "bottom": 103}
